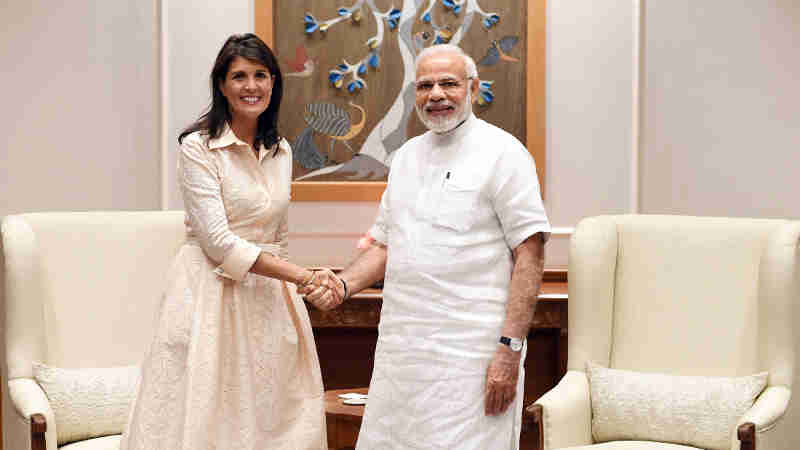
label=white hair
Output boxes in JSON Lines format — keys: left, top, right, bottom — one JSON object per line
{"left": 415, "top": 44, "right": 478, "bottom": 80}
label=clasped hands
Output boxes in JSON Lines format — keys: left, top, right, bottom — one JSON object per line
{"left": 297, "top": 268, "right": 345, "bottom": 311}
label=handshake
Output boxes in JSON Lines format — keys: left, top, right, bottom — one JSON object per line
{"left": 296, "top": 268, "right": 346, "bottom": 311}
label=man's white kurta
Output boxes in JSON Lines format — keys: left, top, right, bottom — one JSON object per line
{"left": 358, "top": 113, "right": 551, "bottom": 449}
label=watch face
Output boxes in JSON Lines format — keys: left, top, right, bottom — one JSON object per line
{"left": 510, "top": 340, "right": 523, "bottom": 351}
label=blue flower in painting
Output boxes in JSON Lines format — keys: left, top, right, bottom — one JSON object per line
{"left": 338, "top": 7, "right": 350, "bottom": 16}
{"left": 477, "top": 80, "right": 495, "bottom": 106}
{"left": 443, "top": 0, "right": 462, "bottom": 16}
{"left": 368, "top": 52, "right": 380, "bottom": 69}
{"left": 387, "top": 8, "right": 402, "bottom": 29}
{"left": 482, "top": 13, "right": 500, "bottom": 29}
{"left": 422, "top": 12, "right": 431, "bottom": 23}
{"left": 338, "top": 63, "right": 349, "bottom": 71}
{"left": 328, "top": 71, "right": 345, "bottom": 88}
{"left": 304, "top": 14, "right": 318, "bottom": 34}
{"left": 358, "top": 63, "right": 367, "bottom": 75}
{"left": 347, "top": 80, "right": 365, "bottom": 93}
{"left": 434, "top": 34, "right": 444, "bottom": 45}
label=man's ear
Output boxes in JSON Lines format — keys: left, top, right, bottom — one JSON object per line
{"left": 470, "top": 77, "right": 480, "bottom": 103}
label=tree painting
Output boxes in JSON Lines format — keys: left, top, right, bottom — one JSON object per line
{"left": 271, "top": 0, "right": 526, "bottom": 181}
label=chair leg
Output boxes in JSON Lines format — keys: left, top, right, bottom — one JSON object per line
{"left": 31, "top": 413, "right": 47, "bottom": 450}
{"left": 738, "top": 422, "right": 756, "bottom": 450}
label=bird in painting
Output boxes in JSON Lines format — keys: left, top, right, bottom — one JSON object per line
{"left": 284, "top": 44, "right": 315, "bottom": 78}
{"left": 293, "top": 102, "right": 367, "bottom": 170}
{"left": 478, "top": 36, "right": 520, "bottom": 66}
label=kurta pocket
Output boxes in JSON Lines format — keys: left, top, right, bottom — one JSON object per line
{"left": 433, "top": 179, "right": 480, "bottom": 233}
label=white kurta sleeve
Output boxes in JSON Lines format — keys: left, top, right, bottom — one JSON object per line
{"left": 368, "top": 174, "right": 392, "bottom": 245}
{"left": 179, "top": 138, "right": 262, "bottom": 281}
{"left": 490, "top": 143, "right": 551, "bottom": 250}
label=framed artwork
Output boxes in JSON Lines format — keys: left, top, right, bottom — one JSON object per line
{"left": 256, "top": 0, "right": 545, "bottom": 201}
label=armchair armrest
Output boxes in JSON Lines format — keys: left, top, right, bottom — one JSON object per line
{"left": 733, "top": 385, "right": 791, "bottom": 450}
{"left": 523, "top": 370, "right": 592, "bottom": 450}
{"left": 7, "top": 378, "right": 57, "bottom": 450}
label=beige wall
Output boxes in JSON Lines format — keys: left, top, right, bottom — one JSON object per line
{"left": 640, "top": 0, "right": 800, "bottom": 218}
{"left": 0, "top": 0, "right": 161, "bottom": 217}
{"left": 549, "top": 0, "right": 800, "bottom": 223}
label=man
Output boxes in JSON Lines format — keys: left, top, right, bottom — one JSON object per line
{"left": 302, "top": 44, "right": 550, "bottom": 449}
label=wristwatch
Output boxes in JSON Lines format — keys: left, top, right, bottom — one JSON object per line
{"left": 499, "top": 336, "right": 524, "bottom": 352}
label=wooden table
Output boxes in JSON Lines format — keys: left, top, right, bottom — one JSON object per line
{"left": 325, "top": 387, "right": 369, "bottom": 450}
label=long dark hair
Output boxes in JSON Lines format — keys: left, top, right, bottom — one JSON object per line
{"left": 178, "top": 33, "right": 283, "bottom": 153}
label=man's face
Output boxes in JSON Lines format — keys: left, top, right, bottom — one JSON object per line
{"left": 414, "top": 52, "right": 479, "bottom": 133}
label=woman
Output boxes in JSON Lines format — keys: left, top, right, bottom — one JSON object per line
{"left": 121, "top": 34, "right": 342, "bottom": 450}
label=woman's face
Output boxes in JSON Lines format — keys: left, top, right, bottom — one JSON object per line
{"left": 220, "top": 56, "right": 273, "bottom": 124}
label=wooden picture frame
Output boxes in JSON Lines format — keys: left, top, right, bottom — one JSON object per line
{"left": 256, "top": 0, "right": 545, "bottom": 201}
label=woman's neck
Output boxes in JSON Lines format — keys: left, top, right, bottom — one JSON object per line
{"left": 229, "top": 117, "right": 258, "bottom": 148}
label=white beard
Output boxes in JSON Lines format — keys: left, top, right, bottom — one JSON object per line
{"left": 416, "top": 89, "right": 472, "bottom": 134}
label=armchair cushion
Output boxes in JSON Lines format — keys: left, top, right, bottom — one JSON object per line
{"left": 33, "top": 362, "right": 139, "bottom": 446}
{"left": 586, "top": 362, "right": 767, "bottom": 450}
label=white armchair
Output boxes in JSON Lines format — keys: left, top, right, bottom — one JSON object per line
{"left": 524, "top": 215, "right": 799, "bottom": 450}
{"left": 2, "top": 211, "right": 185, "bottom": 450}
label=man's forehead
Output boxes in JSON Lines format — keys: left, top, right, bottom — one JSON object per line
{"left": 416, "top": 53, "right": 466, "bottom": 79}
{"left": 416, "top": 71, "right": 461, "bottom": 82}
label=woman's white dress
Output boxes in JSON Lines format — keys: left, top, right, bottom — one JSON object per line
{"left": 121, "top": 128, "right": 326, "bottom": 450}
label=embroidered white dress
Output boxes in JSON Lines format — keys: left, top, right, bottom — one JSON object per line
{"left": 120, "top": 128, "right": 326, "bottom": 450}
{"left": 357, "top": 113, "right": 551, "bottom": 449}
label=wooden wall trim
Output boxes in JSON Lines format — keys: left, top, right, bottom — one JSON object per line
{"left": 528, "top": 0, "right": 547, "bottom": 198}
{"left": 254, "top": 0, "right": 273, "bottom": 48}
{"left": 291, "top": 182, "right": 387, "bottom": 202}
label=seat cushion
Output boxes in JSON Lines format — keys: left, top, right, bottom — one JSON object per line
{"left": 59, "top": 435, "right": 120, "bottom": 450}
{"left": 563, "top": 442, "right": 699, "bottom": 449}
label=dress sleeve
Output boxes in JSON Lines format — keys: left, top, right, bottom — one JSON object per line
{"left": 276, "top": 206, "right": 289, "bottom": 261}
{"left": 275, "top": 138, "right": 291, "bottom": 261}
{"left": 178, "top": 138, "right": 261, "bottom": 281}
{"left": 489, "top": 142, "right": 551, "bottom": 250}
